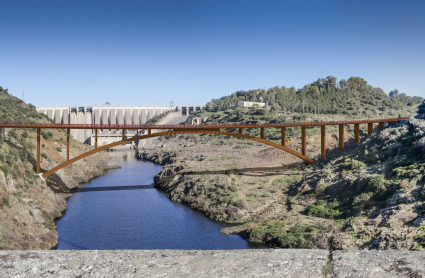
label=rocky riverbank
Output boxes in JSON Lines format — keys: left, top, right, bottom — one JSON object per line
{"left": 0, "top": 128, "right": 120, "bottom": 250}
{"left": 136, "top": 118, "right": 425, "bottom": 251}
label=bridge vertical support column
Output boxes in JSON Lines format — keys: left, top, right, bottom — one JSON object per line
{"left": 281, "top": 127, "right": 286, "bottom": 146}
{"left": 95, "top": 129, "right": 97, "bottom": 149}
{"left": 239, "top": 128, "right": 243, "bottom": 134}
{"left": 260, "top": 127, "right": 264, "bottom": 139}
{"left": 368, "top": 123, "right": 373, "bottom": 134}
{"left": 67, "top": 128, "right": 70, "bottom": 161}
{"left": 354, "top": 123, "right": 360, "bottom": 143}
{"left": 122, "top": 129, "right": 125, "bottom": 141}
{"left": 379, "top": 122, "right": 385, "bottom": 130}
{"left": 321, "top": 125, "right": 326, "bottom": 160}
{"left": 148, "top": 129, "right": 151, "bottom": 135}
{"left": 301, "top": 126, "right": 306, "bottom": 155}
{"left": 339, "top": 124, "right": 344, "bottom": 151}
{"left": 0, "top": 127, "right": 4, "bottom": 143}
{"left": 37, "top": 128, "right": 40, "bottom": 174}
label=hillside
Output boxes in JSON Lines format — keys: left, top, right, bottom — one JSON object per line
{"left": 206, "top": 76, "right": 423, "bottom": 116}
{"left": 137, "top": 79, "right": 425, "bottom": 251}
{"left": 0, "top": 87, "right": 120, "bottom": 250}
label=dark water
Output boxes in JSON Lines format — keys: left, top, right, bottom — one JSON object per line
{"left": 56, "top": 149, "right": 267, "bottom": 250}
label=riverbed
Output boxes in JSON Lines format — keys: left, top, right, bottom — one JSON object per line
{"left": 56, "top": 148, "right": 267, "bottom": 250}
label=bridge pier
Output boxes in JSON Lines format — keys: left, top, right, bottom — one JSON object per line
{"left": 281, "top": 127, "right": 286, "bottom": 146}
{"left": 301, "top": 126, "right": 306, "bottom": 155}
{"left": 239, "top": 128, "right": 243, "bottom": 134}
{"left": 321, "top": 125, "right": 326, "bottom": 160}
{"left": 37, "top": 128, "right": 40, "bottom": 174}
{"left": 95, "top": 130, "right": 97, "bottom": 149}
{"left": 368, "top": 123, "right": 373, "bottom": 134}
{"left": 67, "top": 128, "right": 70, "bottom": 161}
{"left": 260, "top": 127, "right": 264, "bottom": 139}
{"left": 339, "top": 124, "right": 344, "bottom": 151}
{"left": 379, "top": 122, "right": 385, "bottom": 130}
{"left": 0, "top": 127, "right": 5, "bottom": 143}
{"left": 354, "top": 124, "right": 360, "bottom": 143}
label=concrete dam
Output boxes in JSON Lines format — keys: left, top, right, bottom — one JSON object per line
{"left": 36, "top": 106, "right": 204, "bottom": 145}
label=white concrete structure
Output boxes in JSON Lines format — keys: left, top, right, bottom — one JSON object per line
{"left": 36, "top": 106, "right": 176, "bottom": 144}
{"left": 0, "top": 127, "right": 5, "bottom": 143}
{"left": 237, "top": 101, "right": 265, "bottom": 108}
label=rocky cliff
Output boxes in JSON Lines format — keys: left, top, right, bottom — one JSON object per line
{"left": 0, "top": 88, "right": 120, "bottom": 249}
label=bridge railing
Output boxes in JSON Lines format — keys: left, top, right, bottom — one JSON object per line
{"left": 0, "top": 117, "right": 409, "bottom": 129}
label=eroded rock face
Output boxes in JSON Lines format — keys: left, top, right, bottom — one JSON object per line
{"left": 0, "top": 140, "right": 120, "bottom": 250}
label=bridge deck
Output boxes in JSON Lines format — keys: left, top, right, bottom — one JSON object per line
{"left": 0, "top": 117, "right": 409, "bottom": 129}
{"left": 0, "top": 117, "right": 408, "bottom": 177}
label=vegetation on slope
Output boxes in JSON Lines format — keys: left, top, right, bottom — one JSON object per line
{"left": 142, "top": 78, "right": 424, "bottom": 251}
{"left": 0, "top": 87, "right": 119, "bottom": 250}
{"left": 245, "top": 105, "right": 425, "bottom": 250}
{"left": 206, "top": 76, "right": 423, "bottom": 116}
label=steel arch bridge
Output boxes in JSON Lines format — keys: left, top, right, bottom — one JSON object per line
{"left": 0, "top": 117, "right": 408, "bottom": 179}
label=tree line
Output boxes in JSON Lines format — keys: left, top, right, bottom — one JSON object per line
{"left": 206, "top": 76, "right": 423, "bottom": 115}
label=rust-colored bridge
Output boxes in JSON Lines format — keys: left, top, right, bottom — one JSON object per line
{"left": 0, "top": 117, "right": 408, "bottom": 179}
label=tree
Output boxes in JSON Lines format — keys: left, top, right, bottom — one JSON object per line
{"left": 339, "top": 79, "right": 348, "bottom": 91}
{"left": 389, "top": 89, "right": 399, "bottom": 98}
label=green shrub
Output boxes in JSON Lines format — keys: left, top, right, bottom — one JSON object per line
{"left": 56, "top": 147, "right": 62, "bottom": 152}
{"left": 353, "top": 192, "right": 373, "bottom": 207}
{"left": 40, "top": 131, "right": 53, "bottom": 140}
{"left": 19, "top": 149, "right": 27, "bottom": 161}
{"left": 252, "top": 191, "right": 262, "bottom": 198}
{"left": 25, "top": 168, "right": 32, "bottom": 177}
{"left": 315, "top": 184, "right": 326, "bottom": 195}
{"left": 41, "top": 153, "right": 48, "bottom": 160}
{"left": 72, "top": 176, "right": 87, "bottom": 183}
{"left": 308, "top": 200, "right": 341, "bottom": 219}
{"left": 21, "top": 130, "right": 28, "bottom": 138}
{"left": 262, "top": 192, "right": 272, "bottom": 197}
{"left": 8, "top": 130, "right": 17, "bottom": 139}
{"left": 2, "top": 196, "right": 11, "bottom": 208}
{"left": 0, "top": 165, "right": 11, "bottom": 176}
{"left": 278, "top": 233, "right": 317, "bottom": 249}
{"left": 367, "top": 175, "right": 386, "bottom": 192}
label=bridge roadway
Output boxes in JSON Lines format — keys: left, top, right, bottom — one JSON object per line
{"left": 0, "top": 117, "right": 409, "bottom": 130}
{"left": 0, "top": 117, "right": 409, "bottom": 178}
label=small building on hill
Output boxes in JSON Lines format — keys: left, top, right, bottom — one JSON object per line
{"left": 237, "top": 101, "right": 266, "bottom": 108}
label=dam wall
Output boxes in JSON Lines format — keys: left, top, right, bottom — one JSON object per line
{"left": 36, "top": 105, "right": 205, "bottom": 143}
{"left": 35, "top": 106, "right": 177, "bottom": 143}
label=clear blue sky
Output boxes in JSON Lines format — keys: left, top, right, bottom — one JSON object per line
{"left": 1, "top": 0, "right": 424, "bottom": 107}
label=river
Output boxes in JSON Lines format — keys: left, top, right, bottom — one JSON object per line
{"left": 56, "top": 148, "right": 267, "bottom": 250}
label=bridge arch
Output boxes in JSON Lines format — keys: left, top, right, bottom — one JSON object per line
{"left": 41, "top": 129, "right": 314, "bottom": 178}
